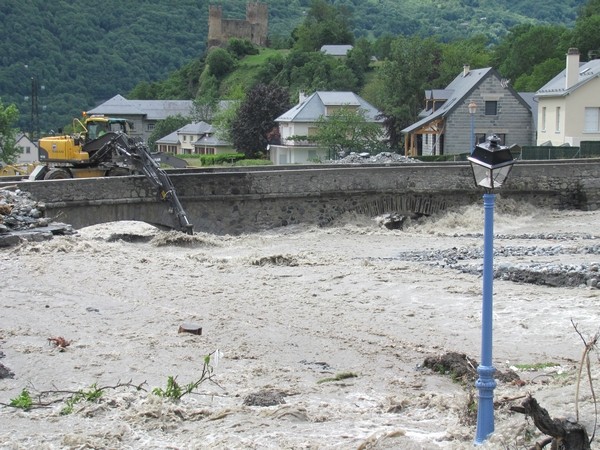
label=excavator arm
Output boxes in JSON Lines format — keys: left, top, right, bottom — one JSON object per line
{"left": 110, "top": 134, "right": 194, "bottom": 234}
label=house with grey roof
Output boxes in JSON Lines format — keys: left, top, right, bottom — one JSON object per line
{"left": 87, "top": 94, "right": 193, "bottom": 143}
{"left": 535, "top": 48, "right": 600, "bottom": 146}
{"left": 14, "top": 133, "right": 38, "bottom": 163}
{"left": 271, "top": 91, "right": 384, "bottom": 164}
{"left": 155, "top": 121, "right": 233, "bottom": 155}
{"left": 402, "top": 66, "right": 534, "bottom": 156}
{"left": 320, "top": 45, "right": 353, "bottom": 58}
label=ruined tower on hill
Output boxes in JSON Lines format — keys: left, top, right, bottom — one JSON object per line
{"left": 208, "top": 2, "right": 268, "bottom": 48}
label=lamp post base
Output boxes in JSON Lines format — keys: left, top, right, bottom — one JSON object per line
{"left": 474, "top": 365, "right": 497, "bottom": 444}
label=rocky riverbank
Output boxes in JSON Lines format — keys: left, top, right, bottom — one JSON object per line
{"left": 390, "top": 231, "right": 600, "bottom": 289}
{"left": 0, "top": 186, "right": 74, "bottom": 247}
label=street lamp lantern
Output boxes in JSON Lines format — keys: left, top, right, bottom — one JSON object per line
{"left": 468, "top": 100, "right": 477, "bottom": 115}
{"left": 467, "top": 134, "right": 515, "bottom": 190}
{"left": 468, "top": 134, "right": 516, "bottom": 445}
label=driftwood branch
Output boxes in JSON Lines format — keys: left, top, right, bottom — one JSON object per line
{"left": 571, "top": 319, "right": 598, "bottom": 445}
{"left": 511, "top": 394, "right": 590, "bottom": 449}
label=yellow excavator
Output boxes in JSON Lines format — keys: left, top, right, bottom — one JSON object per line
{"left": 35, "top": 114, "right": 188, "bottom": 178}
{"left": 30, "top": 114, "right": 193, "bottom": 234}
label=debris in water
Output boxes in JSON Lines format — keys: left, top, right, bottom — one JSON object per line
{"left": 47, "top": 336, "right": 71, "bottom": 351}
{"left": 178, "top": 323, "right": 203, "bottom": 335}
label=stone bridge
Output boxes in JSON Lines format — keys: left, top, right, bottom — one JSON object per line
{"left": 3, "top": 160, "right": 600, "bottom": 235}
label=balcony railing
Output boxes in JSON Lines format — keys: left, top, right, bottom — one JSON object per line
{"left": 283, "top": 139, "right": 318, "bottom": 147}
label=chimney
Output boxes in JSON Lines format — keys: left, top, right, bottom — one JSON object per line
{"left": 566, "top": 48, "right": 580, "bottom": 89}
{"left": 299, "top": 91, "right": 307, "bottom": 103}
{"left": 463, "top": 64, "right": 470, "bottom": 77}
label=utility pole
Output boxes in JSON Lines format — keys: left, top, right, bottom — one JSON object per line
{"left": 31, "top": 76, "right": 40, "bottom": 143}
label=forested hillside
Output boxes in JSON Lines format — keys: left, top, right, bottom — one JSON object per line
{"left": 0, "top": 0, "right": 587, "bottom": 133}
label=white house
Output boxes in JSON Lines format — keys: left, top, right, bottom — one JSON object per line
{"left": 155, "top": 121, "right": 233, "bottom": 155}
{"left": 271, "top": 91, "right": 384, "bottom": 165}
{"left": 15, "top": 133, "right": 38, "bottom": 163}
{"left": 535, "top": 48, "right": 600, "bottom": 146}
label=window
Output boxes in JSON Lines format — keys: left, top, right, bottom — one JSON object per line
{"left": 555, "top": 107, "right": 561, "bottom": 132}
{"left": 194, "top": 147, "right": 216, "bottom": 155}
{"left": 25, "top": 146, "right": 30, "bottom": 154}
{"left": 541, "top": 107, "right": 546, "bottom": 132}
{"left": 485, "top": 101, "right": 497, "bottom": 115}
{"left": 183, "top": 135, "right": 187, "bottom": 141}
{"left": 147, "top": 123, "right": 154, "bottom": 131}
{"left": 584, "top": 107, "right": 600, "bottom": 132}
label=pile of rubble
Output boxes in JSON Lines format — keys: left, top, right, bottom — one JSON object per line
{"left": 327, "top": 152, "right": 420, "bottom": 165}
{"left": 0, "top": 186, "right": 74, "bottom": 247}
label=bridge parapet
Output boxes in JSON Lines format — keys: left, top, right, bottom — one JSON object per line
{"left": 2, "top": 160, "right": 599, "bottom": 234}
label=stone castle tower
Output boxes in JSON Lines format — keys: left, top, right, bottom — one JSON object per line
{"left": 208, "top": 2, "right": 268, "bottom": 48}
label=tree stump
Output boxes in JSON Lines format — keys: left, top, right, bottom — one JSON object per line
{"left": 510, "top": 394, "right": 591, "bottom": 449}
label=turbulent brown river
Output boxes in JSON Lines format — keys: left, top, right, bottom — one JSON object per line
{"left": 1, "top": 201, "right": 599, "bottom": 449}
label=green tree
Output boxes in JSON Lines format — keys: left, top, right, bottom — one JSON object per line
{"left": 279, "top": 50, "right": 357, "bottom": 93}
{"left": 129, "top": 81, "right": 160, "bottom": 100}
{"left": 212, "top": 100, "right": 239, "bottom": 145}
{"left": 345, "top": 37, "right": 373, "bottom": 85}
{"left": 192, "top": 72, "right": 220, "bottom": 122}
{"left": 329, "top": 65, "right": 358, "bottom": 91}
{"left": 292, "top": 0, "right": 354, "bottom": 52}
{"left": 231, "top": 84, "right": 291, "bottom": 158}
{"left": 491, "top": 24, "right": 568, "bottom": 82}
{"left": 437, "top": 35, "right": 492, "bottom": 86}
{"left": 313, "top": 107, "right": 385, "bottom": 158}
{"left": 227, "top": 38, "right": 259, "bottom": 58}
{"left": 206, "top": 48, "right": 237, "bottom": 79}
{"left": 512, "top": 58, "right": 564, "bottom": 91}
{"left": 191, "top": 95, "right": 218, "bottom": 124}
{"left": 0, "top": 99, "right": 20, "bottom": 164}
{"left": 211, "top": 85, "right": 246, "bottom": 145}
{"left": 579, "top": 0, "right": 600, "bottom": 18}
{"left": 370, "top": 36, "right": 442, "bottom": 150}
{"left": 569, "top": 15, "right": 600, "bottom": 60}
{"left": 147, "top": 114, "right": 190, "bottom": 151}
{"left": 255, "top": 53, "right": 287, "bottom": 85}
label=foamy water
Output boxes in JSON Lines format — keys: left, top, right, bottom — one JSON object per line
{"left": 1, "top": 208, "right": 599, "bottom": 449}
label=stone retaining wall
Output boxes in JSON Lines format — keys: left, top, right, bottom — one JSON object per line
{"left": 4, "top": 160, "right": 600, "bottom": 234}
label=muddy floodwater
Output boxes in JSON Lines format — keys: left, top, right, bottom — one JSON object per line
{"left": 1, "top": 201, "right": 600, "bottom": 449}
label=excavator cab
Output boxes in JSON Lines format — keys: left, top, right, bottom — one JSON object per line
{"left": 86, "top": 121, "right": 109, "bottom": 141}
{"left": 84, "top": 116, "right": 131, "bottom": 141}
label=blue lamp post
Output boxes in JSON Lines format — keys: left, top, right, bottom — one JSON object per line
{"left": 468, "top": 101, "right": 477, "bottom": 154}
{"left": 467, "top": 135, "right": 515, "bottom": 444}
